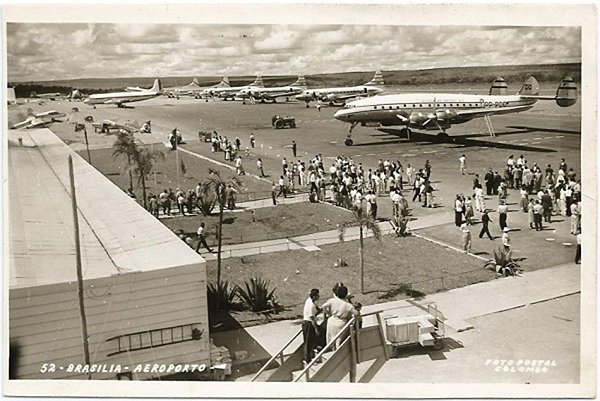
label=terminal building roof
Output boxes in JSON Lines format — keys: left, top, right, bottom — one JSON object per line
{"left": 8, "top": 129, "right": 205, "bottom": 289}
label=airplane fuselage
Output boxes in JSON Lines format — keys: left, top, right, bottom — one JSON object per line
{"left": 297, "top": 85, "right": 382, "bottom": 103}
{"left": 84, "top": 91, "right": 160, "bottom": 106}
{"left": 237, "top": 86, "right": 304, "bottom": 101}
{"left": 334, "top": 93, "right": 537, "bottom": 129}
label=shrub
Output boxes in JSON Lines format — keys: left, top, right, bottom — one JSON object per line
{"left": 207, "top": 280, "right": 238, "bottom": 314}
{"left": 196, "top": 181, "right": 216, "bottom": 216}
{"left": 237, "top": 277, "right": 277, "bottom": 312}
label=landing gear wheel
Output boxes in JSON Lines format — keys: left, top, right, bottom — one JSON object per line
{"left": 329, "top": 101, "right": 334, "bottom": 106}
{"left": 275, "top": 120, "right": 284, "bottom": 129}
{"left": 344, "top": 137, "right": 354, "bottom": 146}
{"left": 436, "top": 132, "right": 449, "bottom": 143}
{"left": 305, "top": 103, "right": 310, "bottom": 108}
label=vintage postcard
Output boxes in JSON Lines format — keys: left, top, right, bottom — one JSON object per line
{"left": 2, "top": 2, "right": 597, "bottom": 398}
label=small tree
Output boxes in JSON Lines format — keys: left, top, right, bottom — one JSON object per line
{"left": 111, "top": 130, "right": 137, "bottom": 191}
{"left": 196, "top": 181, "right": 216, "bottom": 216}
{"left": 129, "top": 147, "right": 165, "bottom": 209}
{"left": 338, "top": 206, "right": 382, "bottom": 294}
{"left": 206, "top": 168, "right": 242, "bottom": 285}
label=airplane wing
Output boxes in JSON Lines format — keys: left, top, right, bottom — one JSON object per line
{"left": 456, "top": 104, "right": 534, "bottom": 119}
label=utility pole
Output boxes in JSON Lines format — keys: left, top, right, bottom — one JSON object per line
{"left": 68, "top": 155, "right": 92, "bottom": 379}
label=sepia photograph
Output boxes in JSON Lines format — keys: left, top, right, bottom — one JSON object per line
{"left": 3, "top": 3, "right": 597, "bottom": 399}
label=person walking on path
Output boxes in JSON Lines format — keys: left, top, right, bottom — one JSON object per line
{"left": 527, "top": 198, "right": 535, "bottom": 229}
{"left": 454, "top": 194, "right": 464, "bottom": 227}
{"left": 464, "top": 196, "right": 475, "bottom": 225}
{"left": 292, "top": 140, "right": 297, "bottom": 157}
{"left": 570, "top": 200, "right": 580, "bottom": 234}
{"left": 249, "top": 133, "right": 255, "bottom": 148}
{"left": 498, "top": 200, "right": 508, "bottom": 230}
{"left": 257, "top": 158, "right": 266, "bottom": 177}
{"left": 271, "top": 182, "right": 278, "bottom": 205}
{"left": 302, "top": 289, "right": 321, "bottom": 364}
{"left": 541, "top": 190, "right": 553, "bottom": 223}
{"left": 533, "top": 200, "right": 544, "bottom": 231}
{"left": 479, "top": 210, "right": 494, "bottom": 240}
{"left": 474, "top": 185, "right": 485, "bottom": 212}
{"left": 461, "top": 223, "right": 472, "bottom": 253}
{"left": 484, "top": 168, "right": 494, "bottom": 196}
{"left": 459, "top": 154, "right": 467, "bottom": 175}
{"left": 277, "top": 176, "right": 287, "bottom": 198}
{"left": 424, "top": 160, "right": 432, "bottom": 180}
{"left": 195, "top": 222, "right": 213, "bottom": 253}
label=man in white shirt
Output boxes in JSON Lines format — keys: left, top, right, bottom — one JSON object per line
{"left": 195, "top": 222, "right": 213, "bottom": 253}
{"left": 302, "top": 289, "right": 321, "bottom": 364}
{"left": 459, "top": 154, "right": 467, "bottom": 175}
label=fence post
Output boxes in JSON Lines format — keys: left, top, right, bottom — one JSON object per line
{"left": 349, "top": 324, "right": 357, "bottom": 383}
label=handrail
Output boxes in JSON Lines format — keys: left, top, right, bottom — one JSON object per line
{"left": 250, "top": 328, "right": 302, "bottom": 382}
{"left": 293, "top": 316, "right": 357, "bottom": 382}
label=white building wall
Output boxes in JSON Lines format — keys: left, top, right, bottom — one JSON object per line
{"left": 10, "top": 262, "right": 210, "bottom": 380}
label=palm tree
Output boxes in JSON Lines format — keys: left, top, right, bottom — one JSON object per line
{"left": 111, "top": 130, "right": 137, "bottom": 191}
{"left": 129, "top": 147, "right": 165, "bottom": 209}
{"left": 206, "top": 168, "right": 242, "bottom": 284}
{"left": 338, "top": 206, "right": 382, "bottom": 294}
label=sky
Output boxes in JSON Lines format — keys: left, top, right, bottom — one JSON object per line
{"left": 6, "top": 24, "right": 581, "bottom": 82}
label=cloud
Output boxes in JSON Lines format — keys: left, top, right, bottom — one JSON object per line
{"left": 6, "top": 24, "right": 581, "bottom": 82}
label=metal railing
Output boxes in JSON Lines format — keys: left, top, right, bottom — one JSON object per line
{"left": 250, "top": 328, "right": 303, "bottom": 382}
{"left": 292, "top": 310, "right": 387, "bottom": 383}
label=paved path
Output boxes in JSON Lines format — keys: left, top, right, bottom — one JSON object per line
{"left": 198, "top": 209, "right": 454, "bottom": 261}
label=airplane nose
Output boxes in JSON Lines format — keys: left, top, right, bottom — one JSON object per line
{"left": 334, "top": 109, "right": 348, "bottom": 121}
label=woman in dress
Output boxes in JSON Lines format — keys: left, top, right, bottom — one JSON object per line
{"left": 322, "top": 284, "right": 360, "bottom": 350}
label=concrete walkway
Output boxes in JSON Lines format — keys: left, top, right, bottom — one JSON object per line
{"left": 198, "top": 209, "right": 454, "bottom": 261}
{"left": 238, "top": 261, "right": 581, "bottom": 378}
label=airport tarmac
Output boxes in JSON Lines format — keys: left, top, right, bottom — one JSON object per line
{"left": 10, "top": 83, "right": 581, "bottom": 214}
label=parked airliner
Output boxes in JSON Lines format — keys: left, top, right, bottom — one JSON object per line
{"left": 236, "top": 76, "right": 307, "bottom": 103}
{"left": 296, "top": 71, "right": 384, "bottom": 107}
{"left": 333, "top": 76, "right": 577, "bottom": 145}
{"left": 84, "top": 79, "right": 162, "bottom": 107}
{"left": 201, "top": 76, "right": 264, "bottom": 101}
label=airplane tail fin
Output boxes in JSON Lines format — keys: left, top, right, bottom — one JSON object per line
{"left": 364, "top": 70, "right": 385, "bottom": 86}
{"left": 555, "top": 76, "right": 577, "bottom": 107}
{"left": 250, "top": 75, "right": 264, "bottom": 87}
{"left": 489, "top": 77, "right": 508, "bottom": 95}
{"left": 192, "top": 78, "right": 199, "bottom": 86}
{"left": 220, "top": 76, "right": 230, "bottom": 87}
{"left": 518, "top": 76, "right": 540, "bottom": 96}
{"left": 150, "top": 79, "right": 163, "bottom": 93}
{"left": 291, "top": 76, "right": 307, "bottom": 88}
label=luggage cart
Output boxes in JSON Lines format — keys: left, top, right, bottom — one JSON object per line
{"left": 383, "top": 304, "right": 445, "bottom": 356}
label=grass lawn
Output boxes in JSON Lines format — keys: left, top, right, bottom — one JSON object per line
{"left": 78, "top": 144, "right": 272, "bottom": 201}
{"left": 161, "top": 202, "right": 353, "bottom": 245}
{"left": 208, "top": 234, "right": 491, "bottom": 328}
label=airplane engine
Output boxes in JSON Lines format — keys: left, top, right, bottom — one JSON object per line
{"left": 435, "top": 109, "right": 457, "bottom": 123}
{"left": 556, "top": 76, "right": 578, "bottom": 107}
{"left": 326, "top": 94, "right": 338, "bottom": 101}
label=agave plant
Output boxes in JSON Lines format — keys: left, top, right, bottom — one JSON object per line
{"left": 237, "top": 277, "right": 277, "bottom": 312}
{"left": 207, "top": 280, "right": 239, "bottom": 315}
